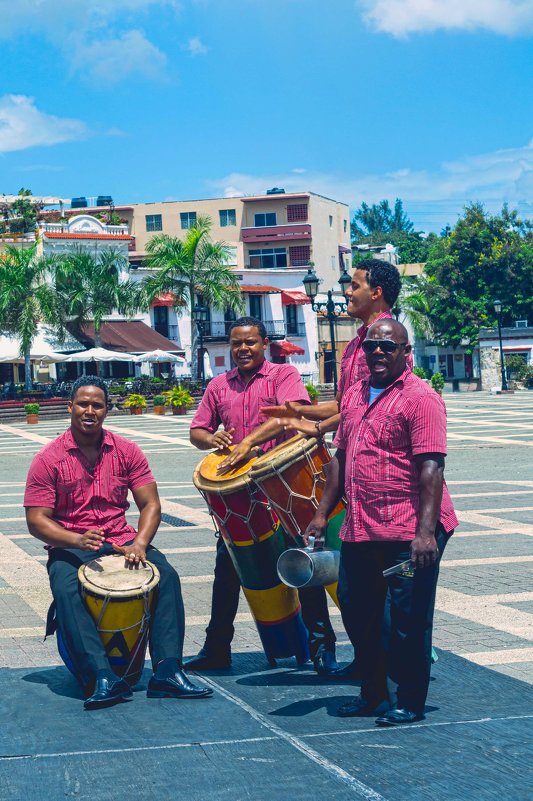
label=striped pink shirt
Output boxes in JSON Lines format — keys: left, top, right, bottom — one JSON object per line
{"left": 24, "top": 429, "right": 155, "bottom": 546}
{"left": 191, "top": 359, "right": 310, "bottom": 451}
{"left": 336, "top": 369, "right": 458, "bottom": 542}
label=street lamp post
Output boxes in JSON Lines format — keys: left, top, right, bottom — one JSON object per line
{"left": 493, "top": 299, "right": 508, "bottom": 391}
{"left": 192, "top": 302, "right": 209, "bottom": 391}
{"left": 303, "top": 266, "right": 352, "bottom": 394}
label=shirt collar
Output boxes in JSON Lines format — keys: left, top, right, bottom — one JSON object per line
{"left": 227, "top": 358, "right": 271, "bottom": 382}
{"left": 356, "top": 309, "right": 393, "bottom": 338}
{"left": 361, "top": 365, "right": 412, "bottom": 395}
{"left": 64, "top": 427, "right": 113, "bottom": 451}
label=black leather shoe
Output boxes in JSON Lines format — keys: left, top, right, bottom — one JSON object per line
{"left": 329, "top": 659, "right": 362, "bottom": 680}
{"left": 337, "top": 695, "right": 390, "bottom": 718}
{"left": 313, "top": 649, "right": 339, "bottom": 676}
{"left": 375, "top": 707, "right": 421, "bottom": 726}
{"left": 147, "top": 669, "right": 213, "bottom": 699}
{"left": 183, "top": 648, "right": 231, "bottom": 671}
{"left": 84, "top": 677, "right": 133, "bottom": 710}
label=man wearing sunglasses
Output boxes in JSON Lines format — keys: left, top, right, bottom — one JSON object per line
{"left": 301, "top": 320, "right": 458, "bottom": 726}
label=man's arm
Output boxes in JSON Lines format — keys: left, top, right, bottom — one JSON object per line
{"left": 112, "top": 482, "right": 161, "bottom": 566}
{"left": 410, "top": 454, "right": 445, "bottom": 569}
{"left": 303, "top": 449, "right": 346, "bottom": 548}
{"left": 260, "top": 399, "right": 339, "bottom": 421}
{"left": 216, "top": 418, "right": 288, "bottom": 473}
{"left": 277, "top": 411, "right": 341, "bottom": 438}
{"left": 190, "top": 426, "right": 236, "bottom": 451}
{"left": 26, "top": 507, "right": 105, "bottom": 551}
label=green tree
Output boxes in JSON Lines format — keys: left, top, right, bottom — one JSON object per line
{"left": 397, "top": 275, "right": 434, "bottom": 340}
{"left": 419, "top": 203, "right": 533, "bottom": 350}
{"left": 57, "top": 247, "right": 146, "bottom": 369}
{"left": 0, "top": 245, "right": 68, "bottom": 390}
{"left": 10, "top": 188, "right": 38, "bottom": 234}
{"left": 144, "top": 216, "right": 244, "bottom": 379}
{"left": 351, "top": 198, "right": 434, "bottom": 264}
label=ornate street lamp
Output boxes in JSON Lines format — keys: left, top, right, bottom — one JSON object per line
{"left": 493, "top": 299, "right": 508, "bottom": 391}
{"left": 303, "top": 267, "right": 350, "bottom": 394}
{"left": 192, "top": 302, "right": 209, "bottom": 390}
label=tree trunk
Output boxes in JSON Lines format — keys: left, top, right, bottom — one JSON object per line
{"left": 24, "top": 348, "right": 33, "bottom": 392}
{"left": 191, "top": 316, "right": 198, "bottom": 381}
{"left": 93, "top": 327, "right": 101, "bottom": 376}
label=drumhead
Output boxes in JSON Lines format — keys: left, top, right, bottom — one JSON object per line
{"left": 193, "top": 447, "right": 258, "bottom": 493}
{"left": 78, "top": 555, "right": 160, "bottom": 598}
{"left": 251, "top": 434, "right": 319, "bottom": 480}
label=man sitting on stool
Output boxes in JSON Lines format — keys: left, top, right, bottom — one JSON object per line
{"left": 24, "top": 375, "right": 212, "bottom": 710}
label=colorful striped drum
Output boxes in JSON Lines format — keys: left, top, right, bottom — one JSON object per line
{"left": 192, "top": 450, "right": 309, "bottom": 664}
{"left": 250, "top": 434, "right": 346, "bottom": 606}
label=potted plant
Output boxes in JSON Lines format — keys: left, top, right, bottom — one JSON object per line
{"left": 24, "top": 402, "right": 40, "bottom": 424}
{"left": 413, "top": 367, "right": 426, "bottom": 379}
{"left": 152, "top": 394, "right": 166, "bottom": 415}
{"left": 304, "top": 382, "right": 320, "bottom": 405}
{"left": 430, "top": 372, "right": 445, "bottom": 395}
{"left": 122, "top": 393, "right": 147, "bottom": 415}
{"left": 164, "top": 385, "right": 194, "bottom": 415}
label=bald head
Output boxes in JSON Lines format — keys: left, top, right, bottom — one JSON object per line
{"left": 367, "top": 319, "right": 409, "bottom": 343}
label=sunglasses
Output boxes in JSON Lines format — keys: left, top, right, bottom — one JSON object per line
{"left": 362, "top": 339, "right": 408, "bottom": 354}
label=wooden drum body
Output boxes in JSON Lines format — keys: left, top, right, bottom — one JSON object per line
{"left": 250, "top": 435, "right": 346, "bottom": 605}
{"left": 192, "top": 450, "right": 309, "bottom": 664}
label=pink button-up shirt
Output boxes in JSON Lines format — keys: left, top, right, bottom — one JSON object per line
{"left": 336, "top": 369, "right": 458, "bottom": 542}
{"left": 191, "top": 359, "right": 310, "bottom": 451}
{"left": 24, "top": 429, "right": 155, "bottom": 547}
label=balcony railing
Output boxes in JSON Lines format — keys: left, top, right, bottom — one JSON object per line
{"left": 39, "top": 222, "right": 129, "bottom": 236}
{"left": 286, "top": 322, "right": 306, "bottom": 337}
{"left": 154, "top": 324, "right": 180, "bottom": 342}
{"left": 241, "top": 223, "right": 312, "bottom": 244}
{"left": 202, "top": 319, "right": 286, "bottom": 340}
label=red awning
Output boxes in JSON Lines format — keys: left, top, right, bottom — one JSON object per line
{"left": 270, "top": 340, "right": 305, "bottom": 356}
{"left": 281, "top": 290, "right": 311, "bottom": 306}
{"left": 240, "top": 285, "right": 281, "bottom": 293}
{"left": 150, "top": 292, "right": 176, "bottom": 307}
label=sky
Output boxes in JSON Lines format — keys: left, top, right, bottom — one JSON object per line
{"left": 0, "top": 0, "right": 532, "bottom": 232}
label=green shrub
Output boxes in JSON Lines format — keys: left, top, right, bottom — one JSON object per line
{"left": 152, "top": 394, "right": 166, "bottom": 405}
{"left": 430, "top": 372, "right": 445, "bottom": 393}
{"left": 24, "top": 403, "right": 40, "bottom": 414}
{"left": 122, "top": 393, "right": 147, "bottom": 409}
{"left": 163, "top": 385, "right": 194, "bottom": 408}
{"left": 413, "top": 367, "right": 427, "bottom": 379}
{"left": 304, "top": 382, "right": 320, "bottom": 400}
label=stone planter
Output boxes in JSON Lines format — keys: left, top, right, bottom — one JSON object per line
{"left": 129, "top": 408, "right": 143, "bottom": 415}
{"left": 172, "top": 406, "right": 187, "bottom": 415}
{"left": 26, "top": 414, "right": 39, "bottom": 424}
{"left": 153, "top": 405, "right": 166, "bottom": 415}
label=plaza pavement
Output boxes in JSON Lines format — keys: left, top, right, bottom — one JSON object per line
{"left": 0, "top": 391, "right": 531, "bottom": 800}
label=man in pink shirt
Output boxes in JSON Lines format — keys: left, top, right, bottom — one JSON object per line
{"left": 303, "top": 320, "right": 457, "bottom": 725}
{"left": 187, "top": 317, "right": 339, "bottom": 674}
{"left": 24, "top": 376, "right": 212, "bottom": 709}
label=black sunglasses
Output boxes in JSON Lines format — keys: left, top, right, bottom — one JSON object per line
{"left": 362, "top": 339, "right": 408, "bottom": 354}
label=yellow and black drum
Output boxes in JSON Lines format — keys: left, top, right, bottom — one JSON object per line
{"left": 192, "top": 448, "right": 309, "bottom": 664}
{"left": 78, "top": 555, "right": 160, "bottom": 687}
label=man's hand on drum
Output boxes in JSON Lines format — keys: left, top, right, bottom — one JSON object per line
{"left": 275, "top": 416, "right": 318, "bottom": 437}
{"left": 79, "top": 528, "right": 106, "bottom": 551}
{"left": 259, "top": 400, "right": 303, "bottom": 419}
{"left": 217, "top": 439, "right": 252, "bottom": 474}
{"left": 210, "top": 427, "right": 235, "bottom": 451}
{"left": 112, "top": 541, "right": 148, "bottom": 568}
{"left": 303, "top": 513, "right": 327, "bottom": 550}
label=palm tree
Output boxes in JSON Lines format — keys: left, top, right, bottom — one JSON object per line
{"left": 0, "top": 244, "right": 68, "bottom": 391}
{"left": 56, "top": 246, "right": 147, "bottom": 371}
{"left": 143, "top": 216, "right": 244, "bottom": 379}
{"left": 397, "top": 275, "right": 434, "bottom": 341}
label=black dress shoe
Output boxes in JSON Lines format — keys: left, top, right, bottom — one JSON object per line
{"left": 183, "top": 648, "right": 231, "bottom": 671}
{"left": 337, "top": 695, "right": 390, "bottom": 718}
{"left": 329, "top": 659, "right": 362, "bottom": 680}
{"left": 84, "top": 677, "right": 133, "bottom": 710}
{"left": 147, "top": 669, "right": 213, "bottom": 699}
{"left": 375, "top": 707, "right": 421, "bottom": 726}
{"left": 313, "top": 649, "right": 339, "bottom": 676}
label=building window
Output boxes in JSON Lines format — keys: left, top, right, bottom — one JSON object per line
{"left": 329, "top": 215, "right": 333, "bottom": 228}
{"left": 289, "top": 245, "right": 311, "bottom": 266}
{"left": 219, "top": 209, "right": 236, "bottom": 227}
{"left": 343, "top": 219, "right": 347, "bottom": 233}
{"left": 180, "top": 211, "right": 197, "bottom": 229}
{"left": 285, "top": 304, "right": 298, "bottom": 335}
{"left": 146, "top": 214, "right": 162, "bottom": 232}
{"left": 153, "top": 305, "right": 169, "bottom": 338}
{"left": 254, "top": 212, "right": 277, "bottom": 227}
{"left": 287, "top": 204, "right": 308, "bottom": 223}
{"left": 248, "top": 248, "right": 287, "bottom": 269}
{"left": 249, "top": 295, "right": 262, "bottom": 320}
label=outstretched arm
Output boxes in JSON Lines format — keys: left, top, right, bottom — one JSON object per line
{"left": 260, "top": 399, "right": 339, "bottom": 421}
{"left": 303, "top": 449, "right": 346, "bottom": 548}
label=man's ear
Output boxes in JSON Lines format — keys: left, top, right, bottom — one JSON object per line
{"left": 372, "top": 284, "right": 383, "bottom": 301}
{"left": 263, "top": 337, "right": 270, "bottom": 350}
{"left": 405, "top": 343, "right": 412, "bottom": 353}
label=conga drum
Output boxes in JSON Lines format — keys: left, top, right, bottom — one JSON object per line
{"left": 192, "top": 449, "right": 309, "bottom": 665}
{"left": 77, "top": 555, "right": 160, "bottom": 690}
{"left": 250, "top": 434, "right": 346, "bottom": 605}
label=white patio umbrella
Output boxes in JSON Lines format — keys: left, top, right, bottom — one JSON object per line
{"left": 63, "top": 347, "right": 137, "bottom": 362}
{"left": 0, "top": 337, "right": 68, "bottom": 363}
{"left": 135, "top": 349, "right": 186, "bottom": 364}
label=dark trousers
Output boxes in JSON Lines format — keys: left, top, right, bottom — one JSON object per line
{"left": 47, "top": 541, "right": 185, "bottom": 687}
{"left": 337, "top": 526, "right": 450, "bottom": 714}
{"left": 204, "top": 536, "right": 336, "bottom": 659}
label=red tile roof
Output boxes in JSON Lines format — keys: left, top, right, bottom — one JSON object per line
{"left": 240, "top": 285, "right": 281, "bottom": 293}
{"left": 67, "top": 321, "right": 181, "bottom": 353}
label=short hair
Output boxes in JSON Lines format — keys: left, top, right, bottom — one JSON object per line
{"left": 227, "top": 316, "right": 267, "bottom": 340}
{"left": 356, "top": 259, "right": 402, "bottom": 308}
{"left": 70, "top": 375, "right": 109, "bottom": 405}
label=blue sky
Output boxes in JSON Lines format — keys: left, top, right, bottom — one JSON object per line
{"left": 0, "top": 0, "right": 532, "bottom": 232}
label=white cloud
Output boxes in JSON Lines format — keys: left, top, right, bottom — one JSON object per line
{"left": 0, "top": 95, "right": 87, "bottom": 153}
{"left": 359, "top": 0, "right": 533, "bottom": 37}
{"left": 206, "top": 139, "right": 533, "bottom": 229}
{"left": 69, "top": 30, "right": 167, "bottom": 82}
{"left": 184, "top": 36, "right": 208, "bottom": 55}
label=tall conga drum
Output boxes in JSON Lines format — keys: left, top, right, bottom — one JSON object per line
{"left": 77, "top": 555, "right": 160, "bottom": 691}
{"left": 250, "top": 434, "right": 346, "bottom": 605}
{"left": 192, "top": 449, "right": 309, "bottom": 665}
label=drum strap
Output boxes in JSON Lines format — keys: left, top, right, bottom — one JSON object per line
{"left": 91, "top": 576, "right": 154, "bottom": 634}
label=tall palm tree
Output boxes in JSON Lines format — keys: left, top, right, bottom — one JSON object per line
{"left": 144, "top": 216, "right": 244, "bottom": 379}
{"left": 397, "top": 275, "right": 434, "bottom": 341}
{"left": 0, "top": 244, "right": 68, "bottom": 391}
